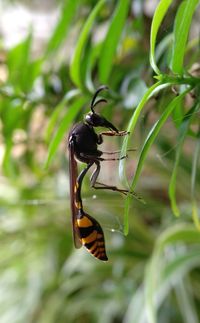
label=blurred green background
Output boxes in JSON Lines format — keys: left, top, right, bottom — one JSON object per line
{"left": 1, "top": 0, "right": 200, "bottom": 322}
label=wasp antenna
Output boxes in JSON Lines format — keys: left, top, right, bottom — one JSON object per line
{"left": 90, "top": 85, "right": 108, "bottom": 112}
{"left": 91, "top": 98, "right": 107, "bottom": 111}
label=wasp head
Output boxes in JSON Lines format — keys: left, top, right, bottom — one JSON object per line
{"left": 84, "top": 85, "right": 118, "bottom": 133}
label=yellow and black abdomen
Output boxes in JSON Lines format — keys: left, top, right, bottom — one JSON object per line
{"left": 77, "top": 210, "right": 108, "bottom": 261}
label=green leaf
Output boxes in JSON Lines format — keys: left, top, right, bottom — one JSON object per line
{"left": 150, "top": 0, "right": 173, "bottom": 74}
{"left": 124, "top": 288, "right": 145, "bottom": 323}
{"left": 155, "top": 32, "right": 173, "bottom": 66}
{"left": 6, "top": 34, "right": 43, "bottom": 92}
{"left": 45, "top": 96, "right": 87, "bottom": 168}
{"left": 145, "top": 224, "right": 200, "bottom": 323}
{"left": 119, "top": 81, "right": 167, "bottom": 235}
{"left": 171, "top": 0, "right": 199, "bottom": 75}
{"left": 171, "top": 96, "right": 184, "bottom": 127}
{"left": 147, "top": 250, "right": 200, "bottom": 323}
{"left": 2, "top": 138, "right": 15, "bottom": 177}
{"left": 45, "top": 89, "right": 80, "bottom": 142}
{"left": 46, "top": 0, "right": 78, "bottom": 55}
{"left": 120, "top": 82, "right": 164, "bottom": 182}
{"left": 70, "top": 0, "right": 105, "bottom": 88}
{"left": 191, "top": 131, "right": 200, "bottom": 198}
{"left": 7, "top": 34, "right": 32, "bottom": 91}
{"left": 134, "top": 91, "right": 190, "bottom": 192}
{"left": 191, "top": 132, "right": 200, "bottom": 230}
{"left": 126, "top": 224, "right": 200, "bottom": 323}
{"left": 2, "top": 99, "right": 24, "bottom": 137}
{"left": 192, "top": 201, "right": 200, "bottom": 231}
{"left": 23, "top": 57, "right": 43, "bottom": 93}
{"left": 122, "top": 88, "right": 190, "bottom": 235}
{"left": 79, "top": 39, "right": 96, "bottom": 92}
{"left": 98, "top": 0, "right": 130, "bottom": 83}
{"left": 175, "top": 278, "right": 199, "bottom": 323}
{"left": 169, "top": 102, "right": 199, "bottom": 217}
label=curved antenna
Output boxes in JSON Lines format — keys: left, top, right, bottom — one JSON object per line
{"left": 90, "top": 85, "right": 108, "bottom": 112}
{"left": 91, "top": 98, "right": 107, "bottom": 111}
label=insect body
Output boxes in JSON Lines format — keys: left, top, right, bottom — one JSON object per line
{"left": 68, "top": 86, "right": 131, "bottom": 261}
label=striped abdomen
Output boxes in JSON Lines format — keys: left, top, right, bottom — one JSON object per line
{"left": 77, "top": 211, "right": 108, "bottom": 261}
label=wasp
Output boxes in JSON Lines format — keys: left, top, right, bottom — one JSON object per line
{"left": 68, "top": 86, "right": 134, "bottom": 261}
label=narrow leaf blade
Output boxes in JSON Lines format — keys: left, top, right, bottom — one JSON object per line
{"left": 171, "top": 0, "right": 199, "bottom": 74}
{"left": 150, "top": 0, "right": 173, "bottom": 74}
{"left": 70, "top": 0, "right": 105, "bottom": 88}
{"left": 46, "top": 0, "right": 78, "bottom": 55}
{"left": 45, "top": 97, "right": 86, "bottom": 168}
{"left": 98, "top": 0, "right": 130, "bottom": 83}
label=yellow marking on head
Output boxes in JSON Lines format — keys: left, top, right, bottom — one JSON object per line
{"left": 81, "top": 230, "right": 97, "bottom": 244}
{"left": 77, "top": 216, "right": 93, "bottom": 227}
{"left": 75, "top": 201, "right": 81, "bottom": 209}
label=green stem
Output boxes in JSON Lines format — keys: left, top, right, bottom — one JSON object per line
{"left": 156, "top": 74, "right": 200, "bottom": 86}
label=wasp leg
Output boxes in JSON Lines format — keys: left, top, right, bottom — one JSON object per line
{"left": 77, "top": 153, "right": 139, "bottom": 198}
{"left": 89, "top": 161, "right": 145, "bottom": 202}
{"left": 95, "top": 181, "right": 145, "bottom": 202}
{"left": 93, "top": 184, "right": 129, "bottom": 196}
{"left": 79, "top": 152, "right": 128, "bottom": 162}
{"left": 100, "top": 130, "right": 129, "bottom": 137}
{"left": 102, "top": 148, "right": 136, "bottom": 155}
{"left": 102, "top": 150, "right": 122, "bottom": 155}
{"left": 90, "top": 161, "right": 129, "bottom": 196}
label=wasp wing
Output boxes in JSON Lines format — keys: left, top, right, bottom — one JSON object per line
{"left": 68, "top": 137, "right": 82, "bottom": 249}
